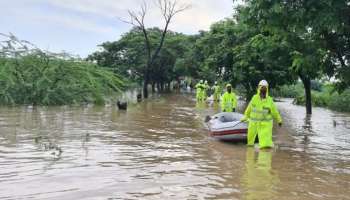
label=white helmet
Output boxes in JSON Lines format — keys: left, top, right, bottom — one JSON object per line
{"left": 204, "top": 80, "right": 208, "bottom": 84}
{"left": 258, "top": 80, "right": 268, "bottom": 87}
{"left": 200, "top": 80, "right": 203, "bottom": 83}
{"left": 215, "top": 81, "right": 218, "bottom": 84}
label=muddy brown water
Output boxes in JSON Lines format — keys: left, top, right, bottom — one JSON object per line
{"left": 0, "top": 93, "right": 349, "bottom": 200}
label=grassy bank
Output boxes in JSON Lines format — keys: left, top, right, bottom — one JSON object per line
{"left": 272, "top": 83, "right": 350, "bottom": 112}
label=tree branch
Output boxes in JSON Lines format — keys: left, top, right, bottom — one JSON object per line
{"left": 150, "top": 0, "right": 191, "bottom": 64}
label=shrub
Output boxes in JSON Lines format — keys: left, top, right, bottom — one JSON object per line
{"left": 0, "top": 33, "right": 125, "bottom": 105}
{"left": 293, "top": 86, "right": 350, "bottom": 112}
{"left": 271, "top": 83, "right": 304, "bottom": 98}
{"left": 328, "top": 89, "right": 350, "bottom": 112}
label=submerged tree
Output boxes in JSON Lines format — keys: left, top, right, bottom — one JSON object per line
{"left": 120, "top": 0, "right": 190, "bottom": 98}
{"left": 89, "top": 28, "right": 194, "bottom": 92}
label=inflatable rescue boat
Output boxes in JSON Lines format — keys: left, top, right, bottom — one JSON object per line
{"left": 207, "top": 112, "right": 248, "bottom": 141}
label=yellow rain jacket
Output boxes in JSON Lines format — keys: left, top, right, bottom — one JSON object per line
{"left": 212, "top": 85, "right": 221, "bottom": 101}
{"left": 242, "top": 86, "right": 282, "bottom": 148}
{"left": 203, "top": 83, "right": 209, "bottom": 100}
{"left": 195, "top": 83, "right": 204, "bottom": 101}
{"left": 221, "top": 91, "right": 237, "bottom": 112}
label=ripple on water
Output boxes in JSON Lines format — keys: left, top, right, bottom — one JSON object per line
{"left": 0, "top": 95, "right": 349, "bottom": 199}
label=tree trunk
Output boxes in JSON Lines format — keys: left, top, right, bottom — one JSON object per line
{"left": 167, "top": 82, "right": 171, "bottom": 91}
{"left": 245, "top": 83, "right": 255, "bottom": 102}
{"left": 157, "top": 82, "right": 160, "bottom": 92}
{"left": 143, "top": 72, "right": 149, "bottom": 98}
{"left": 301, "top": 76, "right": 312, "bottom": 114}
{"left": 161, "top": 82, "right": 164, "bottom": 91}
{"left": 151, "top": 82, "right": 155, "bottom": 93}
{"left": 143, "top": 81, "right": 148, "bottom": 99}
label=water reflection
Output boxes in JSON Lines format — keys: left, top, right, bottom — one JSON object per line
{"left": 195, "top": 101, "right": 208, "bottom": 110}
{"left": 0, "top": 95, "right": 349, "bottom": 199}
{"left": 276, "top": 99, "right": 350, "bottom": 169}
{"left": 301, "top": 115, "right": 312, "bottom": 146}
{"left": 242, "top": 148, "right": 279, "bottom": 200}
{"left": 211, "top": 101, "right": 221, "bottom": 113}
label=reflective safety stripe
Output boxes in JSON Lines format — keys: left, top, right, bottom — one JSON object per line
{"left": 251, "top": 106, "right": 271, "bottom": 122}
{"left": 249, "top": 117, "right": 273, "bottom": 122}
{"left": 252, "top": 108, "right": 269, "bottom": 114}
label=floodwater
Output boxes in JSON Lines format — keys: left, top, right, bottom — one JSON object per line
{"left": 0, "top": 93, "right": 349, "bottom": 200}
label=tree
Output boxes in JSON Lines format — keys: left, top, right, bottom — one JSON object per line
{"left": 0, "top": 33, "right": 125, "bottom": 105}
{"left": 89, "top": 28, "right": 194, "bottom": 92}
{"left": 121, "top": 0, "right": 190, "bottom": 98}
{"left": 239, "top": 0, "right": 334, "bottom": 114}
{"left": 194, "top": 20, "right": 237, "bottom": 83}
{"left": 188, "top": 14, "right": 295, "bottom": 101}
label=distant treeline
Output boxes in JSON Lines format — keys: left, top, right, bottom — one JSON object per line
{"left": 90, "top": 0, "right": 350, "bottom": 114}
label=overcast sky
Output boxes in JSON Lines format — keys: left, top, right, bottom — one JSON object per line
{"left": 0, "top": 0, "right": 236, "bottom": 57}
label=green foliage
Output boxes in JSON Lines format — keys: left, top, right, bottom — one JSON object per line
{"left": 242, "top": 0, "right": 350, "bottom": 91}
{"left": 294, "top": 92, "right": 330, "bottom": 107}
{"left": 86, "top": 0, "right": 350, "bottom": 112}
{"left": 293, "top": 85, "right": 350, "bottom": 112}
{"left": 0, "top": 34, "right": 125, "bottom": 105}
{"left": 328, "top": 90, "right": 350, "bottom": 112}
{"left": 270, "top": 84, "right": 304, "bottom": 98}
{"left": 89, "top": 28, "right": 195, "bottom": 87}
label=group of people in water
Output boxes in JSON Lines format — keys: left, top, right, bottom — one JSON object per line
{"left": 196, "top": 80, "right": 282, "bottom": 149}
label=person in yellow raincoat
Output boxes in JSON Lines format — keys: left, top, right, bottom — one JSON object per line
{"left": 203, "top": 80, "right": 209, "bottom": 101}
{"left": 241, "top": 80, "right": 282, "bottom": 148}
{"left": 221, "top": 84, "right": 237, "bottom": 112}
{"left": 195, "top": 80, "right": 204, "bottom": 102}
{"left": 212, "top": 81, "right": 221, "bottom": 102}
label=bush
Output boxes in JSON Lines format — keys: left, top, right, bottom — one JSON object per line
{"left": 328, "top": 89, "right": 350, "bottom": 112}
{"left": 310, "top": 80, "right": 323, "bottom": 92}
{"left": 271, "top": 83, "right": 304, "bottom": 98}
{"left": 293, "top": 86, "right": 350, "bottom": 112}
{"left": 0, "top": 33, "right": 125, "bottom": 105}
{"left": 0, "top": 56, "right": 125, "bottom": 105}
{"left": 294, "top": 91, "right": 329, "bottom": 107}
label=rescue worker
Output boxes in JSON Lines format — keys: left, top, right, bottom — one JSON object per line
{"left": 203, "top": 80, "right": 209, "bottom": 100}
{"left": 212, "top": 81, "right": 221, "bottom": 102}
{"left": 195, "top": 80, "right": 204, "bottom": 102}
{"left": 241, "top": 80, "right": 282, "bottom": 149}
{"left": 221, "top": 84, "right": 237, "bottom": 112}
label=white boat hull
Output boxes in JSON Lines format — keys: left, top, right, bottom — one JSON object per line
{"left": 207, "top": 112, "right": 248, "bottom": 141}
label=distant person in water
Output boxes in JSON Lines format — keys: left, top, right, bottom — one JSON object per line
{"left": 221, "top": 84, "right": 237, "bottom": 112}
{"left": 203, "top": 80, "right": 209, "bottom": 100}
{"left": 212, "top": 81, "right": 221, "bottom": 102}
{"left": 195, "top": 80, "right": 204, "bottom": 102}
{"left": 241, "top": 80, "right": 282, "bottom": 149}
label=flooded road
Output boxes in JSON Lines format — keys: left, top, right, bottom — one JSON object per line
{"left": 0, "top": 94, "right": 349, "bottom": 200}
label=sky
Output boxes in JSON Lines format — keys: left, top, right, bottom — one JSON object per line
{"left": 0, "top": 0, "right": 236, "bottom": 58}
